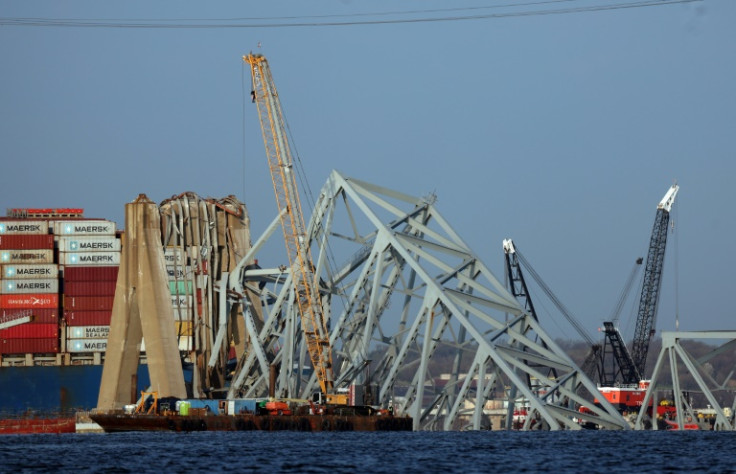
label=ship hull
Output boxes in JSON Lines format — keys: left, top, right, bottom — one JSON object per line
{"left": 0, "top": 417, "right": 76, "bottom": 435}
{"left": 0, "top": 365, "right": 151, "bottom": 415}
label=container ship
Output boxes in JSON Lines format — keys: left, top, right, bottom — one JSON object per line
{"left": 0, "top": 208, "right": 151, "bottom": 421}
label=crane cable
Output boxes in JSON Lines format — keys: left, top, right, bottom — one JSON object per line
{"left": 0, "top": 0, "right": 701, "bottom": 28}
{"left": 241, "top": 61, "right": 248, "bottom": 206}
{"left": 608, "top": 257, "right": 643, "bottom": 325}
{"left": 515, "top": 250, "right": 595, "bottom": 346}
{"left": 276, "top": 83, "right": 350, "bottom": 316}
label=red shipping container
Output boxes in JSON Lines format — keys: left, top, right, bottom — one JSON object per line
{"left": 62, "top": 266, "right": 119, "bottom": 282}
{"left": 63, "top": 295, "right": 114, "bottom": 311}
{"left": 0, "top": 308, "right": 58, "bottom": 324}
{"left": 0, "top": 294, "right": 58, "bottom": 309}
{"left": 0, "top": 323, "right": 58, "bottom": 339}
{"left": 0, "top": 234, "right": 54, "bottom": 250}
{"left": 63, "top": 280, "right": 116, "bottom": 297}
{"left": 64, "top": 310, "right": 112, "bottom": 326}
{"left": 0, "top": 337, "right": 59, "bottom": 354}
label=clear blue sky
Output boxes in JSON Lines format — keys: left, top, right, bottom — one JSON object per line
{"left": 1, "top": 1, "right": 733, "bottom": 341}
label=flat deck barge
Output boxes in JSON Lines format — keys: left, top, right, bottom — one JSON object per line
{"left": 90, "top": 412, "right": 412, "bottom": 432}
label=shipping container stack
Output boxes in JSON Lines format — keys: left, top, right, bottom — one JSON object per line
{"left": 140, "top": 246, "right": 194, "bottom": 353}
{"left": 168, "top": 247, "right": 194, "bottom": 352}
{"left": 0, "top": 209, "right": 123, "bottom": 365}
{"left": 56, "top": 219, "right": 119, "bottom": 358}
{"left": 0, "top": 219, "right": 60, "bottom": 355}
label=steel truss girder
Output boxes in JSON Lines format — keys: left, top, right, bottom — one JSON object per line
{"left": 635, "top": 331, "right": 736, "bottom": 431}
{"left": 225, "top": 170, "right": 627, "bottom": 430}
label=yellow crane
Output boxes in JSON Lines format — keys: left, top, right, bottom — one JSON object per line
{"left": 243, "top": 53, "right": 340, "bottom": 403}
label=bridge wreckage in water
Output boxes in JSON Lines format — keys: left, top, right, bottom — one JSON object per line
{"left": 97, "top": 52, "right": 628, "bottom": 431}
{"left": 222, "top": 170, "right": 629, "bottom": 431}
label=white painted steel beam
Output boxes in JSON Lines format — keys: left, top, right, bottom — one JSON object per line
{"left": 635, "top": 331, "right": 736, "bottom": 431}
{"left": 227, "top": 171, "right": 628, "bottom": 430}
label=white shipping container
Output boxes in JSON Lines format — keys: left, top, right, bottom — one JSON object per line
{"left": 67, "top": 339, "right": 108, "bottom": 353}
{"left": 173, "top": 306, "right": 191, "bottom": 321}
{"left": 0, "top": 220, "right": 49, "bottom": 235}
{"left": 67, "top": 325, "right": 110, "bottom": 339}
{"left": 164, "top": 247, "right": 186, "bottom": 265}
{"left": 0, "top": 249, "right": 53, "bottom": 264}
{"left": 0, "top": 278, "right": 58, "bottom": 294}
{"left": 1, "top": 264, "right": 58, "bottom": 280}
{"left": 60, "top": 251, "right": 121, "bottom": 266}
{"left": 53, "top": 220, "right": 116, "bottom": 236}
{"left": 166, "top": 265, "right": 192, "bottom": 279}
{"left": 171, "top": 294, "right": 192, "bottom": 321}
{"left": 58, "top": 236, "right": 121, "bottom": 252}
{"left": 171, "top": 294, "right": 192, "bottom": 308}
{"left": 141, "top": 336, "right": 192, "bottom": 352}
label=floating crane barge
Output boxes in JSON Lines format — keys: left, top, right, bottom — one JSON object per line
{"left": 90, "top": 411, "right": 411, "bottom": 433}
{"left": 90, "top": 393, "right": 411, "bottom": 432}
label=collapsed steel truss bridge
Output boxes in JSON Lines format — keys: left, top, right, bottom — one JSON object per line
{"left": 219, "top": 171, "right": 628, "bottom": 431}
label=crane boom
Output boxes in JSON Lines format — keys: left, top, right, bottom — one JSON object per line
{"left": 507, "top": 241, "right": 596, "bottom": 346}
{"left": 502, "top": 239, "right": 559, "bottom": 384}
{"left": 502, "top": 239, "right": 539, "bottom": 322}
{"left": 600, "top": 258, "right": 643, "bottom": 386}
{"left": 630, "top": 184, "right": 679, "bottom": 379}
{"left": 244, "top": 53, "right": 334, "bottom": 396}
{"left": 602, "top": 322, "right": 639, "bottom": 385}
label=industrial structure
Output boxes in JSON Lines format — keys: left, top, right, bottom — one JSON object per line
{"left": 220, "top": 169, "right": 628, "bottom": 430}
{"left": 69, "top": 54, "right": 736, "bottom": 431}
{"left": 243, "top": 53, "right": 336, "bottom": 403}
{"left": 214, "top": 53, "right": 627, "bottom": 430}
{"left": 601, "top": 184, "right": 679, "bottom": 386}
{"left": 635, "top": 331, "right": 736, "bottom": 431}
{"left": 96, "top": 192, "right": 253, "bottom": 409}
{"left": 502, "top": 185, "right": 683, "bottom": 392}
{"left": 3, "top": 48, "right": 736, "bottom": 431}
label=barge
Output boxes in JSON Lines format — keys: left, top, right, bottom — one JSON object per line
{"left": 90, "top": 392, "right": 412, "bottom": 433}
{"left": 90, "top": 411, "right": 412, "bottom": 432}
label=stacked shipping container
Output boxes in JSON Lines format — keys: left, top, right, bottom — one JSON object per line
{"left": 56, "top": 221, "right": 119, "bottom": 354}
{"left": 0, "top": 209, "right": 207, "bottom": 359}
{"left": 170, "top": 247, "right": 194, "bottom": 352}
{"left": 0, "top": 221, "right": 60, "bottom": 354}
{"left": 140, "top": 246, "right": 194, "bottom": 352}
{"left": 0, "top": 212, "right": 121, "bottom": 357}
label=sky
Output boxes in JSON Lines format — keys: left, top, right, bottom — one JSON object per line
{"left": 1, "top": 0, "right": 734, "bottom": 342}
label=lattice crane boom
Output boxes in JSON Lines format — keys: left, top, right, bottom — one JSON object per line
{"left": 630, "top": 183, "right": 679, "bottom": 379}
{"left": 244, "top": 53, "right": 334, "bottom": 396}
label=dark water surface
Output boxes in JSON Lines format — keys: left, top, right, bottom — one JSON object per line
{"left": 0, "top": 430, "right": 733, "bottom": 473}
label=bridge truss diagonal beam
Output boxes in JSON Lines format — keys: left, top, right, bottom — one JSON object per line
{"left": 635, "top": 331, "right": 736, "bottom": 431}
{"left": 225, "top": 170, "right": 627, "bottom": 430}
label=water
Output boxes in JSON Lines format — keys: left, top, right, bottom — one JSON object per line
{"left": 0, "top": 430, "right": 733, "bottom": 473}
